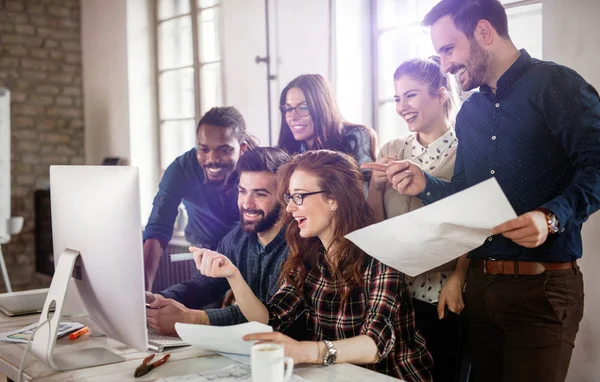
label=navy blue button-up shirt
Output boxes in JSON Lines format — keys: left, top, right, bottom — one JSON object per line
{"left": 160, "top": 224, "right": 289, "bottom": 325}
{"left": 143, "top": 148, "right": 239, "bottom": 249}
{"left": 420, "top": 50, "right": 600, "bottom": 262}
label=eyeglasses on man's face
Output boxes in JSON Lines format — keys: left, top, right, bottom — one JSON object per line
{"left": 279, "top": 104, "right": 310, "bottom": 118}
{"left": 283, "top": 190, "right": 326, "bottom": 206}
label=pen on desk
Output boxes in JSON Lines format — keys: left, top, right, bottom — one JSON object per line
{"left": 170, "top": 253, "right": 194, "bottom": 262}
{"left": 69, "top": 326, "right": 89, "bottom": 340}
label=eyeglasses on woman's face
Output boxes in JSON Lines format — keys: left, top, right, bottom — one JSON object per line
{"left": 283, "top": 190, "right": 326, "bottom": 206}
{"left": 279, "top": 104, "right": 310, "bottom": 118}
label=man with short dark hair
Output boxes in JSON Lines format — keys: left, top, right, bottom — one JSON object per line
{"left": 146, "top": 147, "right": 291, "bottom": 334}
{"left": 370, "top": 0, "right": 600, "bottom": 380}
{"left": 143, "top": 106, "right": 257, "bottom": 291}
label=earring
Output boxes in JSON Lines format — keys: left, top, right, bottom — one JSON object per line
{"left": 331, "top": 206, "right": 337, "bottom": 211}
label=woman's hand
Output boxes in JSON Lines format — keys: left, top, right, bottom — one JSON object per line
{"left": 190, "top": 247, "right": 239, "bottom": 279}
{"left": 243, "top": 332, "right": 319, "bottom": 365}
{"left": 437, "top": 274, "right": 465, "bottom": 319}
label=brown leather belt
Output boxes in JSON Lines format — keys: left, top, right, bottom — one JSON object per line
{"left": 473, "top": 259, "right": 576, "bottom": 276}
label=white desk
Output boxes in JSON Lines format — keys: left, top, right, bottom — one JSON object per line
{"left": 0, "top": 314, "right": 401, "bottom": 381}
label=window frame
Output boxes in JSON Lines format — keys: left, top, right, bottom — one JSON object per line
{"left": 154, "top": 0, "right": 225, "bottom": 172}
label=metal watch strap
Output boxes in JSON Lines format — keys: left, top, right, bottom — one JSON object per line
{"left": 322, "top": 340, "right": 337, "bottom": 366}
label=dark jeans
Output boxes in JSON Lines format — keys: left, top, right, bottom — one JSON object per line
{"left": 464, "top": 265, "right": 584, "bottom": 382}
{"left": 413, "top": 299, "right": 464, "bottom": 382}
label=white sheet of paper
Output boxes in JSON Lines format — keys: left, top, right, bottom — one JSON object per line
{"left": 346, "top": 178, "right": 517, "bottom": 276}
{"left": 175, "top": 321, "right": 272, "bottom": 355}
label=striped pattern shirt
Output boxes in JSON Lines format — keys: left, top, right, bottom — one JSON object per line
{"left": 267, "top": 254, "right": 434, "bottom": 381}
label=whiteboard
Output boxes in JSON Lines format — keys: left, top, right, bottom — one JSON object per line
{"left": 0, "top": 88, "right": 10, "bottom": 240}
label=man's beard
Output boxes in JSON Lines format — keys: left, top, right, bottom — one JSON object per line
{"left": 240, "top": 205, "right": 281, "bottom": 234}
{"left": 463, "top": 39, "right": 490, "bottom": 91}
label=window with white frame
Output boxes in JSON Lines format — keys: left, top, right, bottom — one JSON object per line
{"left": 373, "top": 0, "right": 542, "bottom": 146}
{"left": 156, "top": 0, "right": 223, "bottom": 171}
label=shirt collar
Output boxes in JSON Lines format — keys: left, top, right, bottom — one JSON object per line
{"left": 480, "top": 49, "right": 532, "bottom": 98}
{"left": 248, "top": 225, "right": 287, "bottom": 251}
{"left": 411, "top": 128, "right": 456, "bottom": 158}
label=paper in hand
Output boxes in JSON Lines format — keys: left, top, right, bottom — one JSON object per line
{"left": 175, "top": 321, "right": 272, "bottom": 355}
{"left": 346, "top": 178, "right": 517, "bottom": 276}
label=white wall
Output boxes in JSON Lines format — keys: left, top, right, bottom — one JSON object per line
{"left": 334, "top": 0, "right": 373, "bottom": 130}
{"left": 221, "top": 0, "right": 269, "bottom": 145}
{"left": 222, "top": 0, "right": 331, "bottom": 146}
{"left": 543, "top": 1, "right": 600, "bottom": 380}
{"left": 81, "top": 0, "right": 130, "bottom": 165}
{"left": 81, "top": 0, "right": 158, "bottom": 223}
{"left": 126, "top": 0, "right": 159, "bottom": 224}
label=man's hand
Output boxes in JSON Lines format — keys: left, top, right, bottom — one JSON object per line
{"left": 221, "top": 289, "right": 236, "bottom": 308}
{"left": 191, "top": 247, "right": 239, "bottom": 279}
{"left": 363, "top": 160, "right": 426, "bottom": 196}
{"left": 146, "top": 298, "right": 209, "bottom": 336}
{"left": 492, "top": 210, "right": 549, "bottom": 248}
{"left": 437, "top": 275, "right": 465, "bottom": 319}
{"left": 363, "top": 156, "right": 397, "bottom": 192}
{"left": 143, "top": 239, "right": 163, "bottom": 291}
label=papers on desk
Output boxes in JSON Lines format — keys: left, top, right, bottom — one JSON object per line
{"left": 175, "top": 321, "right": 272, "bottom": 355}
{"left": 346, "top": 178, "right": 517, "bottom": 277}
{"left": 0, "top": 321, "right": 84, "bottom": 343}
{"left": 156, "top": 364, "right": 308, "bottom": 382}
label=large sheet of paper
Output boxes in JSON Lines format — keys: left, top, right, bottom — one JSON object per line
{"left": 175, "top": 322, "right": 272, "bottom": 355}
{"left": 346, "top": 178, "right": 517, "bottom": 276}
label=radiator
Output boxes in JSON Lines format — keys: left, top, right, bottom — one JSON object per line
{"left": 151, "top": 240, "right": 197, "bottom": 293}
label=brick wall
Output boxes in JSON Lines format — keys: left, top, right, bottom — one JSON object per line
{"left": 0, "top": 0, "right": 84, "bottom": 291}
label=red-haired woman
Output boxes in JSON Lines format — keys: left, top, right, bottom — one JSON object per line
{"left": 192, "top": 150, "right": 433, "bottom": 381}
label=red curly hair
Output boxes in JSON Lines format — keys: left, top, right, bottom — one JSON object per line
{"left": 277, "top": 150, "right": 376, "bottom": 302}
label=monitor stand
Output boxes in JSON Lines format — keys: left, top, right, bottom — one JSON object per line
{"left": 31, "top": 249, "right": 125, "bottom": 371}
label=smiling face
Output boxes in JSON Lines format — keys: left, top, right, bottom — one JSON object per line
{"left": 394, "top": 75, "right": 447, "bottom": 135}
{"left": 431, "top": 15, "right": 490, "bottom": 91}
{"left": 237, "top": 171, "right": 280, "bottom": 234}
{"left": 284, "top": 87, "right": 315, "bottom": 148}
{"left": 285, "top": 169, "right": 336, "bottom": 246}
{"left": 196, "top": 123, "right": 246, "bottom": 185}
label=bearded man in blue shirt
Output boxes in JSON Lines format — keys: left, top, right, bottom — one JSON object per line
{"left": 143, "top": 107, "right": 257, "bottom": 291}
{"left": 364, "top": 0, "right": 600, "bottom": 381}
{"left": 146, "top": 147, "right": 291, "bottom": 333}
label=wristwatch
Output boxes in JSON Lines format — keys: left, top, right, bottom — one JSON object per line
{"left": 322, "top": 340, "right": 337, "bottom": 366}
{"left": 538, "top": 208, "right": 559, "bottom": 234}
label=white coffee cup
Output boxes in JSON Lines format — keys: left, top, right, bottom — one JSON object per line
{"left": 251, "top": 343, "right": 294, "bottom": 382}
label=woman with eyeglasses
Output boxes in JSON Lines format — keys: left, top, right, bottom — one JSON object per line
{"left": 277, "top": 74, "right": 377, "bottom": 174}
{"left": 193, "top": 150, "right": 433, "bottom": 381}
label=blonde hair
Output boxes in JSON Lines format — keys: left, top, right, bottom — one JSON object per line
{"left": 393, "top": 57, "right": 461, "bottom": 125}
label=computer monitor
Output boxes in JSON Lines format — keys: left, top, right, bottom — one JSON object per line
{"left": 31, "top": 166, "right": 148, "bottom": 370}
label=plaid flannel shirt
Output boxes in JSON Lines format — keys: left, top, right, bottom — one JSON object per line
{"left": 267, "top": 254, "right": 434, "bottom": 381}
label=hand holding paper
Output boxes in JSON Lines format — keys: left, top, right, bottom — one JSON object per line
{"left": 346, "top": 178, "right": 517, "bottom": 276}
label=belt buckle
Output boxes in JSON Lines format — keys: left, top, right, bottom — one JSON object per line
{"left": 483, "top": 258, "right": 496, "bottom": 275}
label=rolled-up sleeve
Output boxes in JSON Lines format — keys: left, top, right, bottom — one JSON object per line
{"left": 359, "top": 262, "right": 403, "bottom": 360}
{"left": 266, "top": 281, "right": 305, "bottom": 333}
{"left": 205, "top": 305, "right": 247, "bottom": 326}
